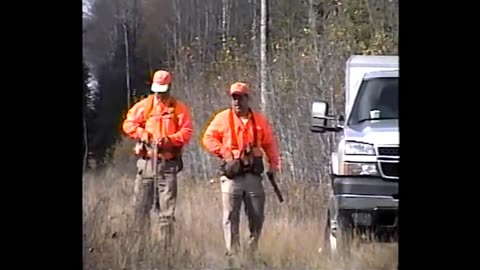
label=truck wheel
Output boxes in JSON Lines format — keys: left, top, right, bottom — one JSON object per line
{"left": 320, "top": 212, "right": 335, "bottom": 258}
{"left": 321, "top": 211, "right": 352, "bottom": 260}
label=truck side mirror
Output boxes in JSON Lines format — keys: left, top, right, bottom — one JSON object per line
{"left": 310, "top": 101, "right": 343, "bottom": 133}
{"left": 311, "top": 101, "right": 329, "bottom": 133}
{"left": 338, "top": 114, "right": 345, "bottom": 127}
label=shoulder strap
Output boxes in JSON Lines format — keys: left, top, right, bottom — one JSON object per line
{"left": 228, "top": 108, "right": 258, "bottom": 150}
{"left": 143, "top": 94, "right": 156, "bottom": 120}
{"left": 249, "top": 109, "right": 258, "bottom": 147}
{"left": 229, "top": 109, "right": 238, "bottom": 150}
{"left": 169, "top": 97, "right": 179, "bottom": 130}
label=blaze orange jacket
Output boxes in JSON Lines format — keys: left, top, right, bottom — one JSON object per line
{"left": 123, "top": 95, "right": 193, "bottom": 156}
{"left": 202, "top": 108, "right": 281, "bottom": 172}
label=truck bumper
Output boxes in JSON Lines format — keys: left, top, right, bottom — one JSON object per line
{"left": 331, "top": 176, "right": 398, "bottom": 237}
{"left": 336, "top": 194, "right": 398, "bottom": 210}
{"left": 333, "top": 176, "right": 398, "bottom": 197}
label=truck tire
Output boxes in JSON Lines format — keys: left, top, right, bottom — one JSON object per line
{"left": 321, "top": 210, "right": 353, "bottom": 260}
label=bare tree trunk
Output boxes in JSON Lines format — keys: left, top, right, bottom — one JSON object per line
{"left": 172, "top": 0, "right": 177, "bottom": 50}
{"left": 122, "top": 21, "right": 131, "bottom": 108}
{"left": 260, "top": 0, "right": 268, "bottom": 112}
{"left": 204, "top": 1, "right": 209, "bottom": 63}
{"left": 147, "top": 44, "right": 152, "bottom": 77}
{"left": 131, "top": 0, "right": 137, "bottom": 98}
{"left": 172, "top": 0, "right": 181, "bottom": 60}
{"left": 250, "top": 0, "right": 259, "bottom": 90}
{"left": 309, "top": 0, "right": 322, "bottom": 84}
{"left": 308, "top": 0, "right": 316, "bottom": 32}
{"left": 222, "top": 0, "right": 228, "bottom": 49}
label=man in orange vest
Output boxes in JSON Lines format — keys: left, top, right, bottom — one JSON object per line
{"left": 122, "top": 70, "right": 193, "bottom": 253}
{"left": 202, "top": 82, "right": 281, "bottom": 258}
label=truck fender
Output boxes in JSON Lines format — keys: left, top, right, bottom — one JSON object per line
{"left": 331, "top": 138, "right": 345, "bottom": 176}
{"left": 331, "top": 152, "right": 339, "bottom": 175}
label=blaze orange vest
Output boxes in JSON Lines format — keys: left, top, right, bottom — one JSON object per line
{"left": 134, "top": 94, "right": 181, "bottom": 160}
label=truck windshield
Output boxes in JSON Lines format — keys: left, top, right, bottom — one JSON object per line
{"left": 348, "top": 77, "right": 398, "bottom": 125}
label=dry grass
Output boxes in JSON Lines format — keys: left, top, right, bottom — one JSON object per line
{"left": 84, "top": 1, "right": 399, "bottom": 268}
{"left": 83, "top": 162, "right": 397, "bottom": 270}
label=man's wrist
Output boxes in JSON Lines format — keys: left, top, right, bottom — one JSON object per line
{"left": 140, "top": 130, "right": 150, "bottom": 141}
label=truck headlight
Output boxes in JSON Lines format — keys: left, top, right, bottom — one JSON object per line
{"left": 344, "top": 162, "right": 378, "bottom": 176}
{"left": 344, "top": 141, "right": 375, "bottom": 155}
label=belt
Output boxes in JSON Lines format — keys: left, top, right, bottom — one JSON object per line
{"left": 142, "top": 156, "right": 178, "bottom": 162}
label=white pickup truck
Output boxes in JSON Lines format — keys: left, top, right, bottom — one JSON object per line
{"left": 310, "top": 55, "right": 399, "bottom": 256}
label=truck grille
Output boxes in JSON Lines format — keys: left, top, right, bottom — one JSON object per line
{"left": 377, "top": 145, "right": 399, "bottom": 180}
{"left": 380, "top": 162, "right": 399, "bottom": 178}
{"left": 378, "top": 147, "right": 399, "bottom": 157}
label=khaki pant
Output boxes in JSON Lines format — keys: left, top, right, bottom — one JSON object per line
{"left": 220, "top": 172, "right": 265, "bottom": 255}
{"left": 133, "top": 158, "right": 178, "bottom": 254}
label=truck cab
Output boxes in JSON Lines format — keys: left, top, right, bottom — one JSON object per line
{"left": 311, "top": 55, "right": 399, "bottom": 256}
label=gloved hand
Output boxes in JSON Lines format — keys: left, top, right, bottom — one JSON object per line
{"left": 222, "top": 150, "right": 234, "bottom": 161}
{"left": 267, "top": 168, "right": 277, "bottom": 178}
{"left": 141, "top": 131, "right": 152, "bottom": 143}
{"left": 158, "top": 136, "right": 170, "bottom": 144}
{"left": 158, "top": 136, "right": 174, "bottom": 149}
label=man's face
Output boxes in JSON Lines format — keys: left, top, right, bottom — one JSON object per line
{"left": 155, "top": 86, "right": 171, "bottom": 100}
{"left": 231, "top": 93, "right": 249, "bottom": 114}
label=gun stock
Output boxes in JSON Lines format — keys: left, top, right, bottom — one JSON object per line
{"left": 267, "top": 172, "right": 284, "bottom": 203}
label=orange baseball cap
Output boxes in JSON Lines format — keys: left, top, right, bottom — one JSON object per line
{"left": 151, "top": 70, "right": 172, "bottom": 93}
{"left": 229, "top": 82, "right": 251, "bottom": 96}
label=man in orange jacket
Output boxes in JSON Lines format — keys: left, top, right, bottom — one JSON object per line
{"left": 122, "top": 70, "right": 193, "bottom": 253}
{"left": 202, "top": 82, "right": 281, "bottom": 258}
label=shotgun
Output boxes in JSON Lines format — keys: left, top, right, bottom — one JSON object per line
{"left": 152, "top": 140, "right": 160, "bottom": 214}
{"left": 266, "top": 171, "right": 284, "bottom": 203}
{"left": 152, "top": 138, "right": 168, "bottom": 215}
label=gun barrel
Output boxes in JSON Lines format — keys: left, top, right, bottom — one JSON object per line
{"left": 152, "top": 142, "right": 159, "bottom": 213}
{"left": 267, "top": 172, "right": 284, "bottom": 203}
